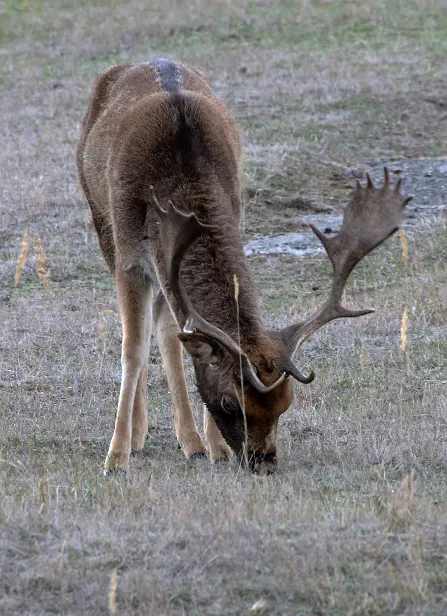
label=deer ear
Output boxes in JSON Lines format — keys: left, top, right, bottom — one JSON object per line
{"left": 178, "top": 332, "right": 227, "bottom": 366}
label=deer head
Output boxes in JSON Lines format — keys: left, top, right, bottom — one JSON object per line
{"left": 151, "top": 169, "right": 411, "bottom": 473}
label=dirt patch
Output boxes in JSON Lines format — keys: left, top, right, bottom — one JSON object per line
{"left": 244, "top": 157, "right": 447, "bottom": 256}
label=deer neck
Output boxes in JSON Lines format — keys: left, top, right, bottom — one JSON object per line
{"left": 178, "top": 218, "right": 264, "bottom": 347}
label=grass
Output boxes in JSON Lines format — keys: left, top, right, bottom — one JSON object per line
{"left": 1, "top": 0, "right": 447, "bottom": 614}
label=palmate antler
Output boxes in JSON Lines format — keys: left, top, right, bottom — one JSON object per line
{"left": 275, "top": 168, "right": 412, "bottom": 381}
{"left": 149, "top": 187, "right": 287, "bottom": 394}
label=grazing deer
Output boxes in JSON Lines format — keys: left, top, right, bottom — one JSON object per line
{"left": 76, "top": 59, "right": 411, "bottom": 474}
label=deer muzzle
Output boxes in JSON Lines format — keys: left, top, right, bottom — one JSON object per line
{"left": 239, "top": 447, "right": 278, "bottom": 475}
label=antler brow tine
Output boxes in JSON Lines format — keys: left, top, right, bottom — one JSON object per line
{"left": 151, "top": 187, "right": 282, "bottom": 394}
{"left": 149, "top": 185, "right": 167, "bottom": 215}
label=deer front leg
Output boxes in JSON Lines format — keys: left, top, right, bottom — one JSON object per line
{"left": 131, "top": 289, "right": 153, "bottom": 454}
{"left": 154, "top": 293, "right": 206, "bottom": 458}
{"left": 131, "top": 358, "right": 150, "bottom": 455}
{"left": 203, "top": 405, "right": 231, "bottom": 463}
{"left": 104, "top": 268, "right": 153, "bottom": 473}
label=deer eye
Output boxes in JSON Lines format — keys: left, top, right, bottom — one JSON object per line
{"left": 221, "top": 396, "right": 239, "bottom": 414}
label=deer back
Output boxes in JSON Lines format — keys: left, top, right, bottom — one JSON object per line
{"left": 76, "top": 60, "right": 265, "bottom": 336}
{"left": 77, "top": 60, "right": 242, "bottom": 219}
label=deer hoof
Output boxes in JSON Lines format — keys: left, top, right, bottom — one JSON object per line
{"left": 104, "top": 450, "right": 130, "bottom": 474}
{"left": 103, "top": 467, "right": 127, "bottom": 478}
{"left": 177, "top": 432, "right": 207, "bottom": 458}
{"left": 212, "top": 457, "right": 230, "bottom": 468}
{"left": 188, "top": 451, "right": 208, "bottom": 460}
{"left": 131, "top": 433, "right": 148, "bottom": 453}
{"left": 209, "top": 442, "right": 232, "bottom": 464}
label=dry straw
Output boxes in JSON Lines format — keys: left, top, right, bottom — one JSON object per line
{"left": 399, "top": 228, "right": 408, "bottom": 270}
{"left": 15, "top": 230, "right": 29, "bottom": 287}
{"left": 234, "top": 273, "right": 249, "bottom": 469}
{"left": 33, "top": 233, "right": 51, "bottom": 290}
{"left": 391, "top": 471, "right": 414, "bottom": 523}
{"left": 97, "top": 316, "right": 105, "bottom": 338}
{"left": 359, "top": 341, "right": 366, "bottom": 367}
{"left": 108, "top": 568, "right": 117, "bottom": 615}
{"left": 400, "top": 307, "right": 408, "bottom": 351}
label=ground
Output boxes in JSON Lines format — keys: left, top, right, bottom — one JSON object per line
{"left": 0, "top": 1, "right": 446, "bottom": 614}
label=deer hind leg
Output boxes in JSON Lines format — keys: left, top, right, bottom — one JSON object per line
{"left": 104, "top": 267, "right": 153, "bottom": 473}
{"left": 153, "top": 292, "right": 207, "bottom": 458}
{"left": 83, "top": 194, "right": 116, "bottom": 276}
{"left": 203, "top": 405, "right": 232, "bottom": 463}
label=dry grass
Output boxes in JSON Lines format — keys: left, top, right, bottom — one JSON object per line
{"left": 1, "top": 1, "right": 447, "bottom": 614}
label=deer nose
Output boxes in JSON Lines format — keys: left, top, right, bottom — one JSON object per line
{"left": 249, "top": 448, "right": 277, "bottom": 475}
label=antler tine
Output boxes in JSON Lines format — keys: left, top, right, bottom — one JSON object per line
{"left": 149, "top": 187, "right": 280, "bottom": 394}
{"left": 149, "top": 185, "right": 166, "bottom": 215}
{"left": 275, "top": 168, "right": 411, "bottom": 381}
{"left": 149, "top": 185, "right": 217, "bottom": 319}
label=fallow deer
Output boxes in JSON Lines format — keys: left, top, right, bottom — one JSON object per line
{"left": 76, "top": 58, "right": 411, "bottom": 474}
